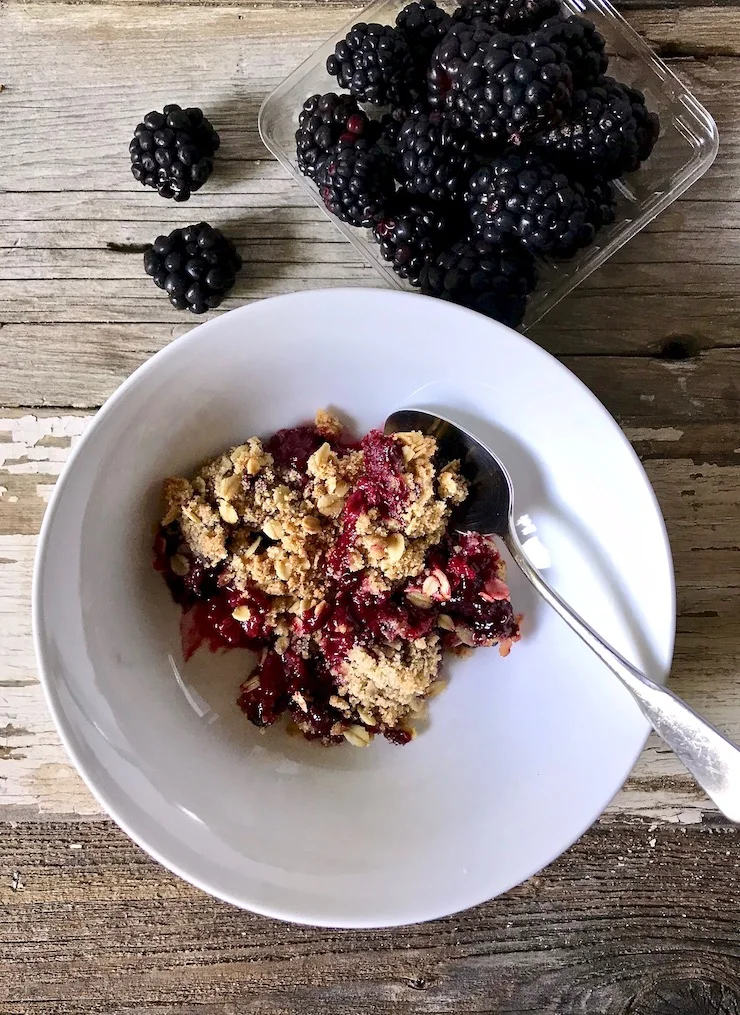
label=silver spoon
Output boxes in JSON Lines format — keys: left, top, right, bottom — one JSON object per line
{"left": 385, "top": 407, "right": 740, "bottom": 822}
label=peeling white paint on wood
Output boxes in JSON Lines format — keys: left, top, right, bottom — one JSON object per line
{"left": 0, "top": 535, "right": 99, "bottom": 815}
{"left": 0, "top": 415, "right": 89, "bottom": 477}
{"left": 623, "top": 427, "right": 685, "bottom": 442}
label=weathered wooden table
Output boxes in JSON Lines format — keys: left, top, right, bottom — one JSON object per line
{"left": 2, "top": 0, "right": 740, "bottom": 1010}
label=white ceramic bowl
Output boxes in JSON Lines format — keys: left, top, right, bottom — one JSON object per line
{"left": 34, "top": 289, "right": 675, "bottom": 928}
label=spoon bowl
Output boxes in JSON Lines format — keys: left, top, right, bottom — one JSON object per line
{"left": 385, "top": 408, "right": 513, "bottom": 537}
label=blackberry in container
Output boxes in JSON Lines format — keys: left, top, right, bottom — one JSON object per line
{"left": 262, "top": 0, "right": 707, "bottom": 330}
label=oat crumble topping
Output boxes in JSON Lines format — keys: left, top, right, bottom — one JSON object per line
{"left": 154, "top": 410, "right": 520, "bottom": 746}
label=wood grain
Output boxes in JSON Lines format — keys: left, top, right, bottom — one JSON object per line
{"left": 2, "top": 0, "right": 740, "bottom": 1005}
{"left": 1, "top": 817, "right": 740, "bottom": 1013}
{"left": 629, "top": 979, "right": 740, "bottom": 1015}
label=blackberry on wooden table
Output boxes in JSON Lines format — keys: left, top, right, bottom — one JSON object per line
{"left": 419, "top": 237, "right": 537, "bottom": 326}
{"left": 144, "top": 223, "right": 242, "bottom": 313}
{"left": 396, "top": 110, "right": 476, "bottom": 202}
{"left": 295, "top": 93, "right": 374, "bottom": 179}
{"left": 326, "top": 22, "right": 418, "bottom": 106}
{"left": 536, "top": 76, "right": 660, "bottom": 179}
{"left": 452, "top": 0, "right": 560, "bottom": 34}
{"left": 373, "top": 194, "right": 463, "bottom": 285}
{"left": 130, "top": 104, "right": 219, "bottom": 201}
{"left": 465, "top": 152, "right": 598, "bottom": 258}
{"left": 317, "top": 138, "right": 396, "bottom": 227}
{"left": 444, "top": 32, "right": 573, "bottom": 145}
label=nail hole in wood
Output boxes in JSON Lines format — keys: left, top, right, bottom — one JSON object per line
{"left": 406, "top": 976, "right": 429, "bottom": 990}
{"left": 659, "top": 337, "right": 699, "bottom": 361}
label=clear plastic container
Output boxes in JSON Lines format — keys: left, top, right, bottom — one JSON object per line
{"left": 259, "top": 0, "right": 718, "bottom": 328}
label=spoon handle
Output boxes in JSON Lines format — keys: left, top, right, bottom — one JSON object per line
{"left": 504, "top": 529, "right": 740, "bottom": 823}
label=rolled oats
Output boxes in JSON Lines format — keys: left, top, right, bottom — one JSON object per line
{"left": 274, "top": 558, "right": 292, "bottom": 582}
{"left": 170, "top": 554, "right": 190, "bottom": 577}
{"left": 343, "top": 725, "right": 371, "bottom": 748}
{"left": 218, "top": 500, "right": 239, "bottom": 525}
{"left": 262, "top": 518, "right": 283, "bottom": 541}
{"left": 386, "top": 533, "right": 405, "bottom": 562}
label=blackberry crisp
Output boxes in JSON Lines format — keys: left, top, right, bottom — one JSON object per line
{"left": 536, "top": 77, "right": 660, "bottom": 180}
{"left": 326, "top": 22, "right": 418, "bottom": 106}
{"left": 295, "top": 93, "right": 374, "bottom": 180}
{"left": 419, "top": 237, "right": 537, "bottom": 327}
{"left": 445, "top": 32, "right": 573, "bottom": 145}
{"left": 465, "top": 152, "right": 598, "bottom": 258}
{"left": 452, "top": 0, "right": 560, "bottom": 34}
{"left": 155, "top": 409, "right": 520, "bottom": 747}
{"left": 144, "top": 223, "right": 242, "bottom": 313}
{"left": 538, "top": 14, "right": 608, "bottom": 87}
{"left": 130, "top": 104, "right": 219, "bottom": 202}
{"left": 317, "top": 138, "right": 396, "bottom": 227}
{"left": 373, "top": 194, "right": 462, "bottom": 285}
{"left": 396, "top": 111, "right": 476, "bottom": 202}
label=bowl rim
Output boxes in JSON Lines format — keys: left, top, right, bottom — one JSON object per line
{"left": 32, "top": 288, "right": 676, "bottom": 927}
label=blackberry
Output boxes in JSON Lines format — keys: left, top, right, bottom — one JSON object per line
{"left": 396, "top": 111, "right": 476, "bottom": 202}
{"left": 143, "top": 223, "right": 242, "bottom": 313}
{"left": 376, "top": 101, "right": 429, "bottom": 162}
{"left": 428, "top": 21, "right": 497, "bottom": 110}
{"left": 373, "top": 194, "right": 462, "bottom": 285}
{"left": 538, "top": 14, "right": 608, "bottom": 86}
{"left": 536, "top": 76, "right": 660, "bottom": 179}
{"left": 419, "top": 237, "right": 536, "bottom": 327}
{"left": 396, "top": 0, "right": 452, "bottom": 69}
{"left": 326, "top": 22, "right": 417, "bottom": 106}
{"left": 317, "top": 138, "right": 396, "bottom": 227}
{"left": 130, "top": 104, "right": 219, "bottom": 202}
{"left": 465, "top": 153, "right": 597, "bottom": 258}
{"left": 445, "top": 32, "right": 573, "bottom": 146}
{"left": 452, "top": 0, "right": 560, "bottom": 34}
{"left": 295, "top": 93, "right": 374, "bottom": 179}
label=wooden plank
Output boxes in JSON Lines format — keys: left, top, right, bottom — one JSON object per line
{"left": 2, "top": 287, "right": 740, "bottom": 368}
{"left": 2, "top": 311, "right": 740, "bottom": 411}
{"left": 0, "top": 817, "right": 739, "bottom": 1013}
